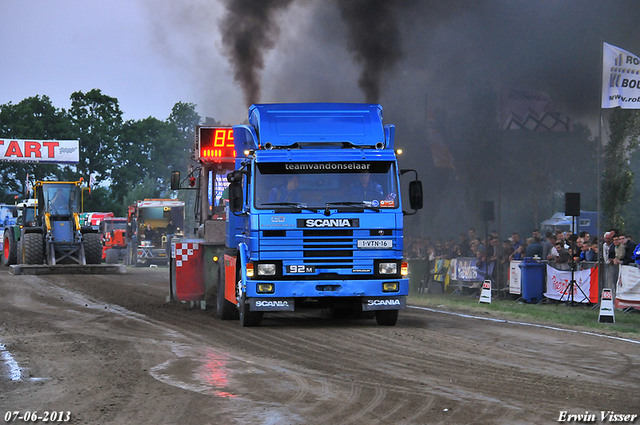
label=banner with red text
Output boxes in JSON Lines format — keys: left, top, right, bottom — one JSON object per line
{"left": 615, "top": 265, "right": 640, "bottom": 309}
{"left": 0, "top": 139, "right": 79, "bottom": 164}
{"left": 544, "top": 265, "right": 599, "bottom": 303}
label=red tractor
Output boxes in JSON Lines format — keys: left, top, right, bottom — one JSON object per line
{"left": 100, "top": 217, "right": 127, "bottom": 263}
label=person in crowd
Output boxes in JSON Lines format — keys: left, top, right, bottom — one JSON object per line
{"left": 509, "top": 242, "right": 526, "bottom": 261}
{"left": 608, "top": 234, "right": 625, "bottom": 265}
{"left": 548, "top": 238, "right": 562, "bottom": 261}
{"left": 475, "top": 237, "right": 485, "bottom": 250}
{"left": 524, "top": 235, "right": 543, "bottom": 258}
{"left": 166, "top": 220, "right": 176, "bottom": 235}
{"left": 542, "top": 231, "right": 554, "bottom": 261}
{"left": 532, "top": 229, "right": 542, "bottom": 243}
{"left": 578, "top": 241, "right": 591, "bottom": 262}
{"left": 602, "top": 232, "right": 613, "bottom": 264}
{"left": 583, "top": 240, "right": 598, "bottom": 262}
{"left": 144, "top": 224, "right": 155, "bottom": 241}
{"left": 573, "top": 237, "right": 584, "bottom": 262}
{"left": 445, "top": 238, "right": 459, "bottom": 259}
{"left": 433, "top": 239, "right": 447, "bottom": 259}
{"left": 458, "top": 232, "right": 470, "bottom": 257}
{"left": 579, "top": 231, "right": 591, "bottom": 244}
{"left": 487, "top": 237, "right": 500, "bottom": 270}
{"left": 617, "top": 233, "right": 637, "bottom": 265}
{"left": 587, "top": 238, "right": 600, "bottom": 261}
{"left": 511, "top": 232, "right": 522, "bottom": 252}
{"left": 269, "top": 175, "right": 301, "bottom": 203}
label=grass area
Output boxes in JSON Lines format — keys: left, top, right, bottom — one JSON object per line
{"left": 408, "top": 292, "right": 640, "bottom": 338}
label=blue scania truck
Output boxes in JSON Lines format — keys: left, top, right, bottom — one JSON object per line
{"left": 170, "top": 103, "right": 422, "bottom": 327}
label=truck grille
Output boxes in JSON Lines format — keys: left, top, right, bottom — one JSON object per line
{"left": 259, "top": 229, "right": 396, "bottom": 275}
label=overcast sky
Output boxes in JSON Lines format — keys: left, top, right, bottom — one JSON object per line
{"left": 2, "top": 0, "right": 639, "bottom": 130}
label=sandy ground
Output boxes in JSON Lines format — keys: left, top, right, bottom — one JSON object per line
{"left": 1, "top": 266, "right": 638, "bottom": 424}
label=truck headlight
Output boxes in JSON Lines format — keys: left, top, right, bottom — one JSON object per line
{"left": 379, "top": 262, "right": 398, "bottom": 275}
{"left": 257, "top": 263, "right": 276, "bottom": 276}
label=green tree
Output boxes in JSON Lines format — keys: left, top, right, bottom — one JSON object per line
{"left": 168, "top": 101, "right": 201, "bottom": 171}
{"left": 68, "top": 89, "right": 123, "bottom": 184}
{"left": 602, "top": 109, "right": 640, "bottom": 231}
{"left": 121, "top": 175, "right": 162, "bottom": 216}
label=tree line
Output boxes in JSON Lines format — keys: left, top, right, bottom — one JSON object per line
{"left": 0, "top": 89, "right": 205, "bottom": 216}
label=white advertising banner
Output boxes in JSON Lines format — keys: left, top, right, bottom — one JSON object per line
{"left": 509, "top": 261, "right": 522, "bottom": 294}
{"left": 616, "top": 265, "right": 640, "bottom": 308}
{"left": 0, "top": 139, "right": 79, "bottom": 164}
{"left": 545, "top": 265, "right": 597, "bottom": 303}
{"left": 602, "top": 42, "right": 640, "bottom": 109}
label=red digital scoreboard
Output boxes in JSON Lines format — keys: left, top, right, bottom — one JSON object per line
{"left": 198, "top": 127, "right": 236, "bottom": 163}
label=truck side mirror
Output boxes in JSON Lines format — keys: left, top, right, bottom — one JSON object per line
{"left": 409, "top": 180, "right": 423, "bottom": 210}
{"left": 12, "top": 208, "right": 18, "bottom": 218}
{"left": 171, "top": 171, "right": 181, "bottom": 190}
{"left": 228, "top": 181, "right": 243, "bottom": 213}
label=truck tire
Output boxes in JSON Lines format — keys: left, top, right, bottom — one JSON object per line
{"left": 83, "top": 233, "right": 103, "bottom": 264}
{"left": 375, "top": 309, "right": 399, "bottom": 326}
{"left": 23, "top": 233, "right": 44, "bottom": 265}
{"left": 105, "top": 248, "right": 120, "bottom": 264}
{"left": 217, "top": 268, "right": 239, "bottom": 320}
{"left": 238, "top": 268, "right": 262, "bottom": 327}
{"left": 2, "top": 230, "right": 17, "bottom": 266}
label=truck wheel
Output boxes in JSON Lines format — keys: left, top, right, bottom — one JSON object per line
{"left": 239, "top": 291, "right": 262, "bottom": 327}
{"left": 217, "top": 268, "right": 239, "bottom": 320}
{"left": 105, "top": 248, "right": 120, "bottom": 264}
{"left": 2, "top": 231, "right": 17, "bottom": 266}
{"left": 375, "top": 310, "right": 399, "bottom": 326}
{"left": 23, "top": 233, "right": 44, "bottom": 265}
{"left": 83, "top": 233, "right": 103, "bottom": 264}
{"left": 237, "top": 268, "right": 262, "bottom": 327}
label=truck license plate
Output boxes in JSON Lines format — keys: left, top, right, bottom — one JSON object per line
{"left": 287, "top": 265, "right": 316, "bottom": 273}
{"left": 357, "top": 239, "right": 392, "bottom": 249}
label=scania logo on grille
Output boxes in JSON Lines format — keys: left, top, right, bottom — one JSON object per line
{"left": 297, "top": 218, "right": 359, "bottom": 228}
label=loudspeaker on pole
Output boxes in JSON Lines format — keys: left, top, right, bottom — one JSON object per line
{"left": 482, "top": 201, "right": 494, "bottom": 222}
{"left": 564, "top": 193, "right": 581, "bottom": 217}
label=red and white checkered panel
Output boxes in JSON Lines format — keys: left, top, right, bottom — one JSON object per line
{"left": 174, "top": 242, "right": 200, "bottom": 267}
{"left": 173, "top": 241, "right": 205, "bottom": 301}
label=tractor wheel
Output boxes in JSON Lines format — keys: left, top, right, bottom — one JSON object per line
{"left": 105, "top": 248, "right": 120, "bottom": 264}
{"left": 217, "top": 267, "right": 239, "bottom": 320}
{"left": 374, "top": 309, "right": 399, "bottom": 326}
{"left": 2, "top": 230, "right": 17, "bottom": 266}
{"left": 238, "top": 267, "right": 262, "bottom": 327}
{"left": 84, "top": 233, "right": 103, "bottom": 264}
{"left": 23, "top": 233, "right": 44, "bottom": 265}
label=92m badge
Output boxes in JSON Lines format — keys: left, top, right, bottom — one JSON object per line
{"left": 287, "top": 265, "right": 316, "bottom": 274}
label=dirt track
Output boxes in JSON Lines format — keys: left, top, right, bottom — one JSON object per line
{"left": 1, "top": 267, "right": 639, "bottom": 424}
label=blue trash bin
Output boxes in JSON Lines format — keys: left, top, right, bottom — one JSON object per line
{"left": 519, "top": 258, "right": 545, "bottom": 303}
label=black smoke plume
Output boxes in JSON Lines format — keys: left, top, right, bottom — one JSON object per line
{"left": 219, "top": 0, "right": 294, "bottom": 107}
{"left": 336, "top": 0, "right": 402, "bottom": 103}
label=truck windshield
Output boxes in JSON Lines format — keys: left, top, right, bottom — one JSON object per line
{"left": 42, "top": 184, "right": 78, "bottom": 215}
{"left": 254, "top": 161, "right": 399, "bottom": 210}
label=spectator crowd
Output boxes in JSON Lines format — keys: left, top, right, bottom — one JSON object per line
{"left": 404, "top": 226, "right": 640, "bottom": 292}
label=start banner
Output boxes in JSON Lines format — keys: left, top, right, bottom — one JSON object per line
{"left": 0, "top": 139, "right": 79, "bottom": 164}
{"left": 615, "top": 265, "right": 640, "bottom": 309}
{"left": 544, "top": 265, "right": 599, "bottom": 303}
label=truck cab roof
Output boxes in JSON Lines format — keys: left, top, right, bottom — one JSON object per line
{"left": 236, "top": 103, "right": 394, "bottom": 150}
